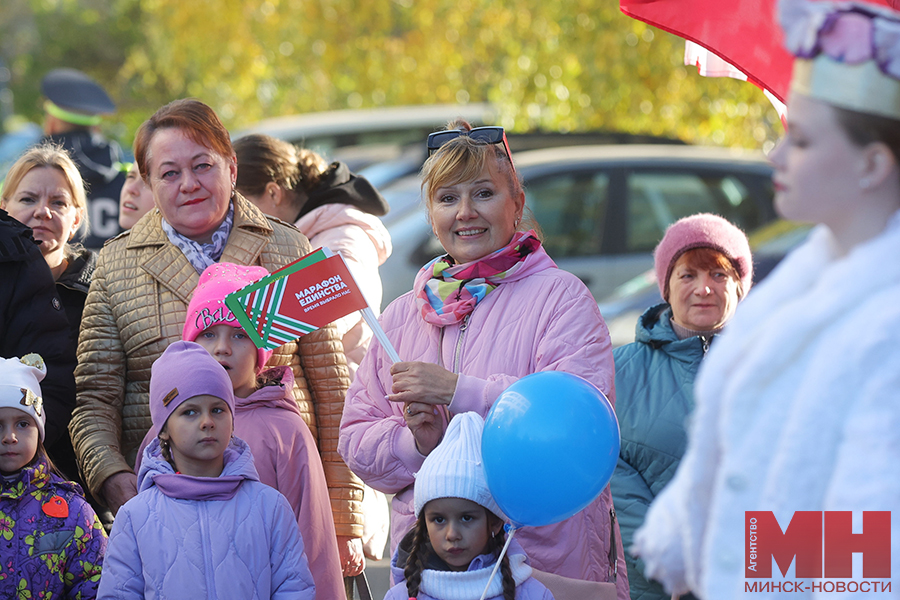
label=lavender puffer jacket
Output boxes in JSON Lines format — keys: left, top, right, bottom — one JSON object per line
{"left": 97, "top": 438, "right": 314, "bottom": 599}
{"left": 339, "top": 246, "right": 628, "bottom": 598}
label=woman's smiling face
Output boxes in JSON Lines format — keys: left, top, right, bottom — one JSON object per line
{"left": 428, "top": 158, "right": 524, "bottom": 264}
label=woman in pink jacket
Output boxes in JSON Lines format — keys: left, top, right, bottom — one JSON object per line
{"left": 338, "top": 121, "right": 629, "bottom": 598}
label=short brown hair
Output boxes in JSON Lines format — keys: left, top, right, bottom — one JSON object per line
{"left": 134, "top": 99, "right": 233, "bottom": 182}
{"left": 666, "top": 247, "right": 744, "bottom": 300}
{"left": 233, "top": 133, "right": 328, "bottom": 201}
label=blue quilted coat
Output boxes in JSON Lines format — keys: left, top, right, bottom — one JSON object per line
{"left": 610, "top": 304, "right": 704, "bottom": 600}
{"left": 97, "top": 438, "right": 314, "bottom": 599}
{"left": 0, "top": 457, "right": 107, "bottom": 599}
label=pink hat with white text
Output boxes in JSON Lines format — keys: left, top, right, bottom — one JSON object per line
{"left": 183, "top": 262, "right": 273, "bottom": 372}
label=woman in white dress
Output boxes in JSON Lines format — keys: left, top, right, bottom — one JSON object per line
{"left": 633, "top": 2, "right": 900, "bottom": 598}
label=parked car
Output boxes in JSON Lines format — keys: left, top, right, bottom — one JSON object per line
{"left": 231, "top": 103, "right": 498, "bottom": 170}
{"left": 361, "top": 129, "right": 688, "bottom": 197}
{"left": 597, "top": 219, "right": 813, "bottom": 347}
{"left": 377, "top": 144, "right": 778, "bottom": 309}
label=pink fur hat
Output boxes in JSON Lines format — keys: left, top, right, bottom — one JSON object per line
{"left": 182, "top": 262, "right": 273, "bottom": 372}
{"left": 653, "top": 213, "right": 753, "bottom": 300}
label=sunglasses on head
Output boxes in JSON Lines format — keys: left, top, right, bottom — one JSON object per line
{"left": 426, "top": 126, "right": 516, "bottom": 173}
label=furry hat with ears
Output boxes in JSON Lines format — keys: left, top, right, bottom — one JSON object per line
{"left": 0, "top": 354, "right": 47, "bottom": 441}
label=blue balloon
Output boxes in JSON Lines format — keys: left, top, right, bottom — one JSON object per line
{"left": 481, "top": 371, "right": 620, "bottom": 528}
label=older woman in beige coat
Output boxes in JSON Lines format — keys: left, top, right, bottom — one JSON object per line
{"left": 69, "top": 100, "right": 363, "bottom": 567}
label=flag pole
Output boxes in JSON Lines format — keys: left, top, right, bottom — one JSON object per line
{"left": 478, "top": 526, "right": 517, "bottom": 600}
{"left": 361, "top": 307, "right": 401, "bottom": 364}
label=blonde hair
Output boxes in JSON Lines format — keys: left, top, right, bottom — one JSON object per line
{"left": 1, "top": 142, "right": 89, "bottom": 243}
{"left": 420, "top": 120, "right": 541, "bottom": 237}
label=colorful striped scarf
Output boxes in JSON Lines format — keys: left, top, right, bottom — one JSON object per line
{"left": 414, "top": 230, "right": 541, "bottom": 326}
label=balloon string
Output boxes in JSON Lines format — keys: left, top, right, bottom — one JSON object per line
{"left": 479, "top": 525, "right": 517, "bottom": 600}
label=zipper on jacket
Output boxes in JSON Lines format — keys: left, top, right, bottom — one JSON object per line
{"left": 608, "top": 507, "right": 618, "bottom": 583}
{"left": 199, "top": 502, "right": 218, "bottom": 598}
{"left": 452, "top": 314, "right": 471, "bottom": 374}
{"left": 700, "top": 334, "right": 712, "bottom": 355}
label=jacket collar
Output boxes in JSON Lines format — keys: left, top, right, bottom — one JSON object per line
{"left": 126, "top": 194, "right": 274, "bottom": 304}
{"left": 56, "top": 248, "right": 96, "bottom": 293}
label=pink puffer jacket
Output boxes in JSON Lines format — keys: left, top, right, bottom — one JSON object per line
{"left": 339, "top": 246, "right": 629, "bottom": 599}
{"left": 296, "top": 203, "right": 392, "bottom": 378}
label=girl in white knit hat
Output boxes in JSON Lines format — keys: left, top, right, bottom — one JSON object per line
{"left": 0, "top": 354, "right": 107, "bottom": 599}
{"left": 384, "top": 411, "right": 554, "bottom": 600}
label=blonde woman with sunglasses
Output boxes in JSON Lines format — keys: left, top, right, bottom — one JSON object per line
{"left": 339, "top": 120, "right": 629, "bottom": 598}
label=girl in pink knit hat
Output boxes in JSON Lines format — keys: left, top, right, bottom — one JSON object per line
{"left": 135, "top": 262, "right": 344, "bottom": 600}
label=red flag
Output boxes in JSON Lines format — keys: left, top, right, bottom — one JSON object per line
{"left": 620, "top": 0, "right": 897, "bottom": 103}
{"left": 225, "top": 249, "right": 368, "bottom": 350}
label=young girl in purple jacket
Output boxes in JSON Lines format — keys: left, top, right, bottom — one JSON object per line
{"left": 0, "top": 354, "right": 107, "bottom": 600}
{"left": 98, "top": 341, "right": 315, "bottom": 599}
{"left": 131, "top": 262, "right": 343, "bottom": 599}
{"left": 385, "top": 412, "right": 554, "bottom": 600}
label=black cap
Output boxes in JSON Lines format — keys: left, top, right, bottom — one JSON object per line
{"left": 41, "top": 68, "right": 116, "bottom": 116}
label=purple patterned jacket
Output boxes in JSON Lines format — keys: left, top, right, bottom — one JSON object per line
{"left": 0, "top": 457, "right": 107, "bottom": 599}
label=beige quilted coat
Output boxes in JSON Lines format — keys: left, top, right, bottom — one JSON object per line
{"left": 69, "top": 194, "right": 363, "bottom": 537}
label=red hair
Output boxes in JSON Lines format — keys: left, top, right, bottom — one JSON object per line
{"left": 134, "top": 99, "right": 233, "bottom": 181}
{"left": 666, "top": 247, "right": 744, "bottom": 299}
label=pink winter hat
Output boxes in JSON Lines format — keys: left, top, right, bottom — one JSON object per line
{"left": 653, "top": 213, "right": 753, "bottom": 300}
{"left": 149, "top": 341, "right": 236, "bottom": 435}
{"left": 183, "top": 262, "right": 273, "bottom": 371}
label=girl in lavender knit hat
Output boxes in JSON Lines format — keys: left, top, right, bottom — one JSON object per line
{"left": 98, "top": 341, "right": 315, "bottom": 599}
{"left": 130, "top": 263, "right": 343, "bottom": 598}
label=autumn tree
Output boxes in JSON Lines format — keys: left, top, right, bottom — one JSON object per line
{"left": 2, "top": 0, "right": 782, "bottom": 150}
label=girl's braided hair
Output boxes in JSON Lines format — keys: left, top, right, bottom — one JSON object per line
{"left": 404, "top": 516, "right": 429, "bottom": 599}
{"left": 404, "top": 509, "right": 516, "bottom": 600}
{"left": 488, "top": 512, "right": 517, "bottom": 600}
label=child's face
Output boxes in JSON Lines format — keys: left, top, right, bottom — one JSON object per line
{"left": 424, "top": 497, "right": 500, "bottom": 571}
{"left": 194, "top": 324, "right": 258, "bottom": 398}
{"left": 0, "top": 407, "right": 39, "bottom": 475}
{"left": 160, "top": 394, "right": 233, "bottom": 477}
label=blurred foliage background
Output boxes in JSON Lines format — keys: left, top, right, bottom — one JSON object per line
{"left": 0, "top": 0, "right": 784, "bottom": 152}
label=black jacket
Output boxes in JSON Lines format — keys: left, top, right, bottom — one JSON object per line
{"left": 0, "top": 209, "right": 76, "bottom": 448}
{"left": 56, "top": 247, "right": 96, "bottom": 350}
